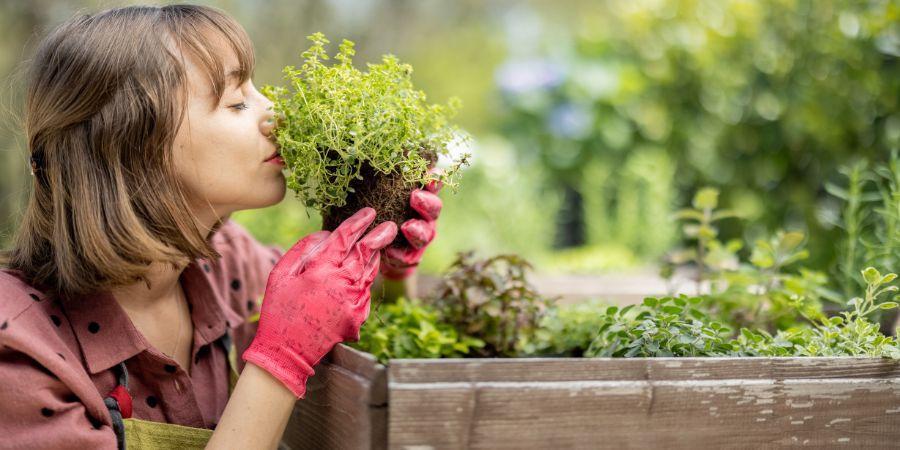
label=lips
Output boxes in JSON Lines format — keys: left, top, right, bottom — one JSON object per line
{"left": 264, "top": 148, "right": 281, "bottom": 162}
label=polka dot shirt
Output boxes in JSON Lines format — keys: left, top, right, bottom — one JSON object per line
{"left": 0, "top": 220, "right": 282, "bottom": 448}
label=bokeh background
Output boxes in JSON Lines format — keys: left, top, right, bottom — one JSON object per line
{"left": 2, "top": 0, "right": 899, "bottom": 279}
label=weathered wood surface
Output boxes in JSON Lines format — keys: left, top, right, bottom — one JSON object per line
{"left": 282, "top": 347, "right": 900, "bottom": 449}
{"left": 388, "top": 357, "right": 900, "bottom": 449}
{"left": 281, "top": 345, "right": 387, "bottom": 450}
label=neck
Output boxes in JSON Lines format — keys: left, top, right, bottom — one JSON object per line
{"left": 110, "top": 206, "right": 227, "bottom": 309}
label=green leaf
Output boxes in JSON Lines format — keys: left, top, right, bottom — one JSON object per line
{"left": 863, "top": 267, "right": 882, "bottom": 285}
{"left": 879, "top": 302, "right": 899, "bottom": 310}
{"left": 778, "top": 231, "right": 805, "bottom": 252}
{"left": 692, "top": 187, "right": 719, "bottom": 210}
{"left": 661, "top": 306, "right": 683, "bottom": 315}
{"left": 823, "top": 182, "right": 849, "bottom": 200}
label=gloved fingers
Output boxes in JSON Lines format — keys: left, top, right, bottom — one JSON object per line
{"left": 357, "top": 249, "right": 382, "bottom": 287}
{"left": 343, "top": 221, "right": 397, "bottom": 274}
{"left": 281, "top": 230, "right": 331, "bottom": 275}
{"left": 321, "top": 207, "right": 377, "bottom": 261}
{"left": 410, "top": 189, "right": 442, "bottom": 221}
{"left": 383, "top": 245, "right": 427, "bottom": 266}
{"left": 400, "top": 219, "right": 436, "bottom": 249}
{"left": 380, "top": 246, "right": 425, "bottom": 280}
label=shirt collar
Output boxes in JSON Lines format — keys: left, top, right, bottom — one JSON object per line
{"left": 62, "top": 259, "right": 245, "bottom": 375}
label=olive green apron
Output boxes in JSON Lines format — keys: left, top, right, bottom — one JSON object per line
{"left": 103, "top": 330, "right": 240, "bottom": 450}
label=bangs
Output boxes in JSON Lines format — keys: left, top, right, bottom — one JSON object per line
{"left": 161, "top": 5, "right": 255, "bottom": 104}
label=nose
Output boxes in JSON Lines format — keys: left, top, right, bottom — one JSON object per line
{"left": 261, "top": 102, "right": 276, "bottom": 138}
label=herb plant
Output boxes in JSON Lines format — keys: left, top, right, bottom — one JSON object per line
{"left": 523, "top": 299, "right": 609, "bottom": 357}
{"left": 350, "top": 297, "right": 484, "bottom": 364}
{"left": 826, "top": 153, "right": 900, "bottom": 316}
{"left": 583, "top": 296, "right": 736, "bottom": 358}
{"left": 663, "top": 187, "right": 740, "bottom": 287}
{"left": 663, "top": 187, "right": 835, "bottom": 332}
{"left": 734, "top": 268, "right": 900, "bottom": 358}
{"left": 263, "top": 33, "right": 469, "bottom": 237}
{"left": 430, "top": 252, "right": 558, "bottom": 357}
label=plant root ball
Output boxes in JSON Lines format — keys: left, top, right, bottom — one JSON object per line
{"left": 321, "top": 149, "right": 437, "bottom": 249}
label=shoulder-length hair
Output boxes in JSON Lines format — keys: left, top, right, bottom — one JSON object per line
{"left": 1, "top": 4, "right": 255, "bottom": 298}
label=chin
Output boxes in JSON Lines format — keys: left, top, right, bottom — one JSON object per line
{"left": 258, "top": 181, "right": 288, "bottom": 207}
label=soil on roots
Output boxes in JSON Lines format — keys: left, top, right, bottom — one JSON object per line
{"left": 321, "top": 149, "right": 437, "bottom": 249}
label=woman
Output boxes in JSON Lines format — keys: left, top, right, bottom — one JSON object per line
{"left": 0, "top": 4, "right": 442, "bottom": 449}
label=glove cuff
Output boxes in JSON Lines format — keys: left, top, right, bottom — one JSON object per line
{"left": 242, "top": 340, "right": 316, "bottom": 399}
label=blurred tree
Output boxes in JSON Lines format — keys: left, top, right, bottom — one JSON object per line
{"left": 496, "top": 0, "right": 900, "bottom": 268}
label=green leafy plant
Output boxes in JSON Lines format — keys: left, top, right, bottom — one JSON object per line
{"left": 575, "top": 268, "right": 899, "bottom": 359}
{"left": 523, "top": 299, "right": 609, "bottom": 357}
{"left": 734, "top": 268, "right": 900, "bottom": 358}
{"left": 430, "top": 252, "right": 558, "bottom": 357}
{"left": 350, "top": 297, "right": 484, "bottom": 364}
{"left": 583, "top": 296, "right": 736, "bottom": 357}
{"left": 706, "top": 231, "right": 834, "bottom": 332}
{"left": 663, "top": 187, "right": 833, "bottom": 331}
{"left": 662, "top": 187, "right": 740, "bottom": 287}
{"left": 264, "top": 33, "right": 469, "bottom": 237}
{"left": 348, "top": 250, "right": 898, "bottom": 361}
{"left": 824, "top": 155, "right": 900, "bottom": 330}
{"left": 826, "top": 153, "right": 900, "bottom": 328}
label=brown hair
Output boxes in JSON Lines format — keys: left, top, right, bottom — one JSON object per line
{"left": 0, "top": 5, "right": 255, "bottom": 298}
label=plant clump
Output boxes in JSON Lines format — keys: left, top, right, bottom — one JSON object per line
{"left": 350, "top": 297, "right": 484, "bottom": 364}
{"left": 429, "top": 252, "right": 558, "bottom": 357}
{"left": 263, "top": 33, "right": 468, "bottom": 244}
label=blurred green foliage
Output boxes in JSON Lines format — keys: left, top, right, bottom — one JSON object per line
{"left": 496, "top": 0, "right": 900, "bottom": 268}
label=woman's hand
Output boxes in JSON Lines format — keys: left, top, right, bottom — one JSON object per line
{"left": 241, "top": 207, "right": 397, "bottom": 398}
{"left": 380, "top": 173, "right": 443, "bottom": 280}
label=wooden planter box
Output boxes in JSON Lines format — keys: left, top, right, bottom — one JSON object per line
{"left": 279, "top": 344, "right": 900, "bottom": 449}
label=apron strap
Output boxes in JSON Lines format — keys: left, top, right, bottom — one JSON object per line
{"left": 219, "top": 329, "right": 233, "bottom": 358}
{"left": 102, "top": 330, "right": 236, "bottom": 449}
{"left": 104, "top": 362, "right": 130, "bottom": 450}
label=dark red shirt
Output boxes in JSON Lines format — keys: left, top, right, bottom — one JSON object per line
{"left": 0, "top": 219, "right": 282, "bottom": 449}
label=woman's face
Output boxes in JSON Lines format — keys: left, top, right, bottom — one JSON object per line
{"left": 172, "top": 40, "right": 285, "bottom": 224}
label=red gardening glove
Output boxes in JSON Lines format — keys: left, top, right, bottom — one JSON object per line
{"left": 242, "top": 208, "right": 397, "bottom": 398}
{"left": 381, "top": 174, "right": 443, "bottom": 280}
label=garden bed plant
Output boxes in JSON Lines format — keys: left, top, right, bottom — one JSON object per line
{"left": 350, "top": 183, "right": 900, "bottom": 363}
{"left": 263, "top": 33, "right": 469, "bottom": 246}
{"left": 352, "top": 253, "right": 900, "bottom": 363}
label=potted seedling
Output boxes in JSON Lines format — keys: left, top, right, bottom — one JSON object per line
{"left": 264, "top": 33, "right": 469, "bottom": 247}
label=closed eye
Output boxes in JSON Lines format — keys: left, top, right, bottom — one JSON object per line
{"left": 228, "top": 102, "right": 249, "bottom": 111}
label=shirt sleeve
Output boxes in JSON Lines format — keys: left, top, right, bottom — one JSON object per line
{"left": 0, "top": 346, "right": 117, "bottom": 449}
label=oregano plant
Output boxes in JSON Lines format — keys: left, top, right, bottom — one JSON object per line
{"left": 263, "top": 33, "right": 469, "bottom": 243}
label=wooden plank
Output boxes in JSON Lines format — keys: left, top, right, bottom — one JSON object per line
{"left": 387, "top": 358, "right": 900, "bottom": 449}
{"left": 330, "top": 344, "right": 388, "bottom": 405}
{"left": 389, "top": 357, "right": 900, "bottom": 383}
{"left": 280, "top": 346, "right": 388, "bottom": 450}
